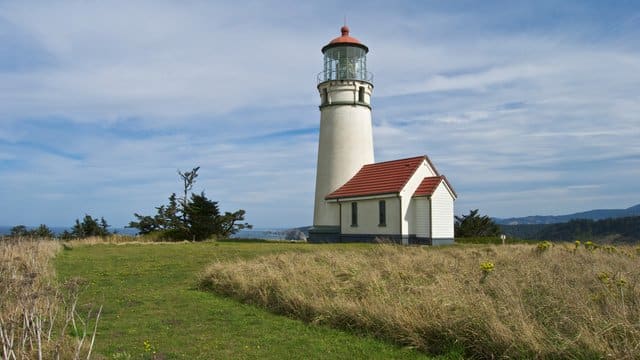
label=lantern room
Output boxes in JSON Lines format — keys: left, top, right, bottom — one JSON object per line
{"left": 319, "top": 26, "right": 372, "bottom": 83}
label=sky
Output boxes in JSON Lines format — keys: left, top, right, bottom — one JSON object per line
{"left": 1, "top": 0, "right": 639, "bottom": 228}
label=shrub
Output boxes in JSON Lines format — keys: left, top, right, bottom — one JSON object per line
{"left": 536, "top": 240, "right": 553, "bottom": 252}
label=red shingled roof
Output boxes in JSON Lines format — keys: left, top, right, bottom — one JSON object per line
{"left": 413, "top": 175, "right": 457, "bottom": 198}
{"left": 325, "top": 156, "right": 427, "bottom": 199}
{"left": 414, "top": 176, "right": 443, "bottom": 196}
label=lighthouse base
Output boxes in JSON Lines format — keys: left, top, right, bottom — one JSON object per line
{"left": 308, "top": 226, "right": 341, "bottom": 243}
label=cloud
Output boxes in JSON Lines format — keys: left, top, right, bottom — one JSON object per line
{"left": 384, "top": 64, "right": 553, "bottom": 96}
{"left": 0, "top": 1, "right": 639, "bottom": 227}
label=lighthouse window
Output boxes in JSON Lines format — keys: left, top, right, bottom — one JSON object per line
{"left": 322, "top": 88, "right": 328, "bottom": 105}
{"left": 378, "top": 200, "right": 386, "bottom": 226}
{"left": 351, "top": 202, "right": 358, "bottom": 227}
{"left": 323, "top": 46, "right": 368, "bottom": 81}
{"left": 358, "top": 86, "right": 365, "bottom": 103}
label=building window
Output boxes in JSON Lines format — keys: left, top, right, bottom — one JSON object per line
{"left": 351, "top": 202, "right": 358, "bottom": 227}
{"left": 322, "top": 88, "right": 329, "bottom": 105}
{"left": 378, "top": 200, "right": 386, "bottom": 226}
{"left": 358, "top": 86, "right": 365, "bottom": 103}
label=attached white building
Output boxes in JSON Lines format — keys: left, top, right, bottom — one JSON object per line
{"left": 309, "top": 26, "right": 456, "bottom": 245}
{"left": 323, "top": 156, "right": 457, "bottom": 245}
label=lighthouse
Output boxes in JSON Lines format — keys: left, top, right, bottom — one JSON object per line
{"left": 308, "top": 26, "right": 457, "bottom": 245}
{"left": 309, "top": 26, "right": 374, "bottom": 242}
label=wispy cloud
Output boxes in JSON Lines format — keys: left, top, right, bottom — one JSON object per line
{"left": 0, "top": 1, "right": 638, "bottom": 227}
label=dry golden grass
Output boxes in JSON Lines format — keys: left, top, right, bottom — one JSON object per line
{"left": 200, "top": 243, "right": 640, "bottom": 359}
{"left": 0, "top": 238, "right": 101, "bottom": 359}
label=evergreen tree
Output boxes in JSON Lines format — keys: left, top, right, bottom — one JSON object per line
{"left": 60, "top": 230, "right": 74, "bottom": 240}
{"left": 71, "top": 215, "right": 111, "bottom": 238}
{"left": 128, "top": 213, "right": 158, "bottom": 234}
{"left": 128, "top": 166, "right": 252, "bottom": 241}
{"left": 130, "top": 194, "right": 181, "bottom": 234}
{"left": 455, "top": 209, "right": 501, "bottom": 237}
{"left": 31, "top": 224, "right": 55, "bottom": 238}
{"left": 9, "top": 225, "right": 29, "bottom": 237}
{"left": 185, "top": 192, "right": 220, "bottom": 241}
{"left": 218, "top": 209, "right": 251, "bottom": 238}
{"left": 8, "top": 224, "right": 54, "bottom": 238}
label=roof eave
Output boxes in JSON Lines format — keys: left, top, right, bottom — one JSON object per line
{"left": 325, "top": 191, "right": 399, "bottom": 201}
{"left": 440, "top": 175, "right": 458, "bottom": 199}
{"left": 321, "top": 42, "right": 369, "bottom": 53}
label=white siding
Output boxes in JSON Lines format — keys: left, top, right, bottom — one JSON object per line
{"left": 313, "top": 80, "right": 374, "bottom": 227}
{"left": 399, "top": 160, "right": 438, "bottom": 235}
{"left": 340, "top": 197, "right": 400, "bottom": 236}
{"left": 431, "top": 183, "right": 454, "bottom": 238}
{"left": 414, "top": 197, "right": 430, "bottom": 237}
{"left": 407, "top": 200, "right": 416, "bottom": 234}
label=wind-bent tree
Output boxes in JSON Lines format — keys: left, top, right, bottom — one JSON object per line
{"left": 128, "top": 166, "right": 251, "bottom": 241}
{"left": 218, "top": 210, "right": 251, "bottom": 238}
{"left": 130, "top": 193, "right": 184, "bottom": 236}
{"left": 454, "top": 209, "right": 500, "bottom": 237}
{"left": 178, "top": 167, "right": 199, "bottom": 224}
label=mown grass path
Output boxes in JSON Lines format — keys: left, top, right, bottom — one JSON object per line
{"left": 55, "top": 242, "right": 431, "bottom": 359}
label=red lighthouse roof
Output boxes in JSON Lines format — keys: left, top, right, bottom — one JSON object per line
{"left": 322, "top": 25, "right": 368, "bottom": 53}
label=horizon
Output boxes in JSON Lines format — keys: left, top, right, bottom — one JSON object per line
{"left": 1, "top": 1, "right": 639, "bottom": 228}
{"left": 3, "top": 202, "right": 639, "bottom": 229}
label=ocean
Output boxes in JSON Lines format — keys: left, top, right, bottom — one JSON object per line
{"left": 0, "top": 226, "right": 289, "bottom": 240}
{"left": 231, "top": 228, "right": 288, "bottom": 240}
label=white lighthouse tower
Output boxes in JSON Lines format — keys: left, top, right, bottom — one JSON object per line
{"left": 309, "top": 26, "right": 374, "bottom": 242}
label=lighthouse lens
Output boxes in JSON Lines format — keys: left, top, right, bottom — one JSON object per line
{"left": 322, "top": 46, "right": 368, "bottom": 82}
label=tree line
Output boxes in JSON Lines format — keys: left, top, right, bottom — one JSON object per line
{"left": 6, "top": 214, "right": 112, "bottom": 239}
{"left": 4, "top": 166, "right": 251, "bottom": 241}
{"left": 455, "top": 209, "right": 640, "bottom": 243}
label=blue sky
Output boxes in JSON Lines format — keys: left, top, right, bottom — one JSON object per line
{"left": 1, "top": 1, "right": 639, "bottom": 228}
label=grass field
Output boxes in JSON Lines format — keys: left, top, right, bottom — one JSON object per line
{"left": 54, "top": 241, "right": 433, "bottom": 359}
{"left": 201, "top": 242, "right": 640, "bottom": 359}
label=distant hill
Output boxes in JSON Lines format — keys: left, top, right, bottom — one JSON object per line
{"left": 501, "top": 216, "right": 640, "bottom": 243}
{"left": 495, "top": 203, "right": 640, "bottom": 225}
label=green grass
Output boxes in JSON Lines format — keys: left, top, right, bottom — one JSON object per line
{"left": 55, "top": 242, "right": 435, "bottom": 359}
